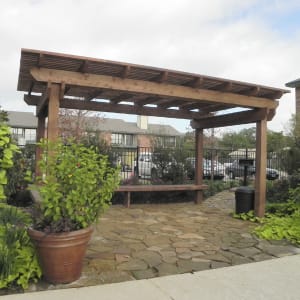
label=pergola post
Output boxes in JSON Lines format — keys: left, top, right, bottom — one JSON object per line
{"left": 47, "top": 83, "right": 60, "bottom": 141}
{"left": 195, "top": 128, "right": 204, "bottom": 204}
{"left": 35, "top": 115, "right": 46, "bottom": 177}
{"left": 255, "top": 118, "right": 267, "bottom": 217}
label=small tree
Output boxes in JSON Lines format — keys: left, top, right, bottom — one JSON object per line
{"left": 59, "top": 108, "right": 103, "bottom": 142}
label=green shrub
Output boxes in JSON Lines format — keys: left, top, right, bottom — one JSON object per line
{"left": 0, "top": 125, "right": 19, "bottom": 201}
{"left": 6, "top": 144, "right": 35, "bottom": 206}
{"left": 0, "top": 204, "right": 41, "bottom": 290}
{"left": 30, "top": 139, "right": 120, "bottom": 232}
{"left": 234, "top": 183, "right": 300, "bottom": 245}
{"left": 254, "top": 213, "right": 300, "bottom": 245}
{"left": 266, "top": 171, "right": 300, "bottom": 203}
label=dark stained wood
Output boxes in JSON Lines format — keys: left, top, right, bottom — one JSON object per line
{"left": 117, "top": 184, "right": 207, "bottom": 192}
{"left": 191, "top": 108, "right": 269, "bottom": 129}
{"left": 195, "top": 128, "right": 204, "bottom": 204}
{"left": 255, "top": 118, "right": 267, "bottom": 217}
{"left": 17, "top": 49, "right": 288, "bottom": 211}
{"left": 187, "top": 76, "right": 204, "bottom": 88}
{"left": 18, "top": 49, "right": 289, "bottom": 101}
{"left": 30, "top": 68, "right": 279, "bottom": 110}
{"left": 85, "top": 89, "right": 103, "bottom": 101}
{"left": 35, "top": 116, "right": 45, "bottom": 178}
{"left": 47, "top": 84, "right": 60, "bottom": 141}
{"left": 78, "top": 60, "right": 89, "bottom": 73}
{"left": 59, "top": 98, "right": 209, "bottom": 119}
{"left": 117, "top": 184, "right": 208, "bottom": 207}
{"left": 36, "top": 83, "right": 50, "bottom": 117}
{"left": 24, "top": 94, "right": 39, "bottom": 105}
{"left": 121, "top": 65, "right": 131, "bottom": 78}
{"left": 153, "top": 71, "right": 168, "bottom": 83}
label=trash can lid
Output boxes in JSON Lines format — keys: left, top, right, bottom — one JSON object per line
{"left": 235, "top": 186, "right": 255, "bottom": 194}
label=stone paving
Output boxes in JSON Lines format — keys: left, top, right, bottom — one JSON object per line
{"left": 28, "top": 190, "right": 300, "bottom": 292}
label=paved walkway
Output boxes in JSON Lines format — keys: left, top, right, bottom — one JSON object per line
{"left": 22, "top": 190, "right": 300, "bottom": 293}
{"left": 4, "top": 254, "right": 300, "bottom": 299}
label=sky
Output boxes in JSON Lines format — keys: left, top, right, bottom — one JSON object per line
{"left": 1, "top": 0, "right": 300, "bottom": 134}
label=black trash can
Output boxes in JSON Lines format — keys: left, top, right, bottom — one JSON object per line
{"left": 235, "top": 186, "right": 254, "bottom": 214}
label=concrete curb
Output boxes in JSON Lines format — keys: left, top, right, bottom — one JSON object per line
{"left": 3, "top": 254, "right": 300, "bottom": 300}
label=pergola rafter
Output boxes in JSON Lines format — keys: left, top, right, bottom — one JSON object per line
{"left": 17, "top": 48, "right": 289, "bottom": 217}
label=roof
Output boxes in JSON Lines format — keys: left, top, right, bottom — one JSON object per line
{"left": 286, "top": 78, "right": 300, "bottom": 88}
{"left": 7, "top": 111, "right": 37, "bottom": 129}
{"left": 6, "top": 110, "right": 181, "bottom": 136}
{"left": 68, "top": 115, "right": 182, "bottom": 136}
{"left": 18, "top": 49, "right": 288, "bottom": 127}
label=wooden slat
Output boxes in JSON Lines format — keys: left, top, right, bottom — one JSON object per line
{"left": 30, "top": 68, "right": 279, "bottom": 110}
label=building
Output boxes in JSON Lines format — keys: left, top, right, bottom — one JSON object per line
{"left": 7, "top": 111, "right": 182, "bottom": 148}
{"left": 7, "top": 111, "right": 37, "bottom": 145}
{"left": 286, "top": 78, "right": 300, "bottom": 116}
{"left": 96, "top": 116, "right": 182, "bottom": 148}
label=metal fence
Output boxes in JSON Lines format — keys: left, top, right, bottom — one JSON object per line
{"left": 18, "top": 143, "right": 290, "bottom": 185}
{"left": 111, "top": 146, "right": 290, "bottom": 184}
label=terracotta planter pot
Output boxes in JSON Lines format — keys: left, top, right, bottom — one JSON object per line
{"left": 28, "top": 226, "right": 93, "bottom": 284}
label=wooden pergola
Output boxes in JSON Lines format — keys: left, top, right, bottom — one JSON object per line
{"left": 17, "top": 49, "right": 288, "bottom": 217}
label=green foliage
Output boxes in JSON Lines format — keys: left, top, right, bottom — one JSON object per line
{"left": 237, "top": 184, "right": 300, "bottom": 246}
{"left": 254, "top": 213, "right": 300, "bottom": 245}
{"left": 267, "top": 130, "right": 289, "bottom": 153}
{"left": 233, "top": 210, "right": 262, "bottom": 223}
{"left": 31, "top": 139, "right": 120, "bottom": 233}
{"left": 266, "top": 171, "right": 300, "bottom": 203}
{"left": 0, "top": 114, "right": 20, "bottom": 201}
{"left": 5, "top": 144, "right": 36, "bottom": 204}
{"left": 219, "top": 127, "right": 256, "bottom": 149}
{"left": 0, "top": 203, "right": 41, "bottom": 290}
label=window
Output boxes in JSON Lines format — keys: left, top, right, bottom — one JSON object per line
{"left": 155, "top": 136, "right": 176, "bottom": 148}
{"left": 111, "top": 133, "right": 135, "bottom": 146}
{"left": 11, "top": 127, "right": 36, "bottom": 145}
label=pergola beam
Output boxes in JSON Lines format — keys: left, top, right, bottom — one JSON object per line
{"left": 30, "top": 67, "right": 279, "bottom": 110}
{"left": 60, "top": 98, "right": 209, "bottom": 119}
{"left": 191, "top": 108, "right": 269, "bottom": 129}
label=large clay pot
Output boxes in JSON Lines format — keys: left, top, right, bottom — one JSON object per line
{"left": 28, "top": 226, "right": 93, "bottom": 284}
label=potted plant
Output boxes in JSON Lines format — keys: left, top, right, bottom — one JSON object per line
{"left": 28, "top": 138, "right": 120, "bottom": 284}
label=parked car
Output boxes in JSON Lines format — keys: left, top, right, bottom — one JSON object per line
{"left": 185, "top": 158, "right": 225, "bottom": 180}
{"left": 225, "top": 160, "right": 279, "bottom": 180}
{"left": 134, "top": 153, "right": 173, "bottom": 178}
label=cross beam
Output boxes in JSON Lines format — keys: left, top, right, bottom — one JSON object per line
{"left": 30, "top": 67, "right": 278, "bottom": 110}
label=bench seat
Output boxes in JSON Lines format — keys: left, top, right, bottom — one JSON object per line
{"left": 116, "top": 184, "right": 208, "bottom": 207}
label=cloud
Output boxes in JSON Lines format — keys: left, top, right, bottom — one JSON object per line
{"left": 0, "top": 0, "right": 299, "bottom": 133}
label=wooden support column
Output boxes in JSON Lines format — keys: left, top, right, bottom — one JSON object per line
{"left": 35, "top": 115, "right": 46, "bottom": 178}
{"left": 195, "top": 128, "right": 204, "bottom": 204}
{"left": 255, "top": 118, "right": 267, "bottom": 217}
{"left": 47, "top": 84, "right": 60, "bottom": 141}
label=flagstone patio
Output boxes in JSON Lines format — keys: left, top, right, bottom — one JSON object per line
{"left": 27, "top": 190, "right": 300, "bottom": 293}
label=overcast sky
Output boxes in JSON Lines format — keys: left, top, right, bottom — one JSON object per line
{"left": 1, "top": 0, "right": 300, "bottom": 134}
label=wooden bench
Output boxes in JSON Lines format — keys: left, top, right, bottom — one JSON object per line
{"left": 116, "top": 184, "right": 208, "bottom": 207}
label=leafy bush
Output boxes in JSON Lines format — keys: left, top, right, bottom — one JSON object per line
{"left": 30, "top": 139, "right": 120, "bottom": 233}
{"left": 266, "top": 171, "right": 300, "bottom": 203}
{"left": 0, "top": 124, "right": 19, "bottom": 201}
{"left": 0, "top": 203, "right": 41, "bottom": 290}
{"left": 254, "top": 212, "right": 300, "bottom": 245}
{"left": 6, "top": 144, "right": 35, "bottom": 206}
{"left": 236, "top": 185, "right": 300, "bottom": 246}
